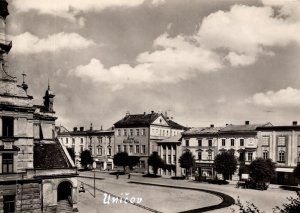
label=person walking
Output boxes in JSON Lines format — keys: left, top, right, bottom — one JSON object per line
{"left": 128, "top": 172, "right": 131, "bottom": 179}
{"left": 116, "top": 172, "right": 119, "bottom": 179}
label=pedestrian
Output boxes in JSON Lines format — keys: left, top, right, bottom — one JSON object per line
{"left": 128, "top": 172, "right": 131, "bottom": 179}
{"left": 116, "top": 173, "right": 119, "bottom": 179}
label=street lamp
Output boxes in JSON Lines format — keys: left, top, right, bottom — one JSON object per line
{"left": 93, "top": 161, "right": 96, "bottom": 198}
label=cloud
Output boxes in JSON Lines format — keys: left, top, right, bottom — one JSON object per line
{"left": 246, "top": 87, "right": 300, "bottom": 108}
{"left": 71, "top": 33, "right": 222, "bottom": 90}
{"left": 11, "top": 32, "right": 95, "bottom": 54}
{"left": 197, "top": 4, "right": 300, "bottom": 65}
{"left": 12, "top": 0, "right": 163, "bottom": 25}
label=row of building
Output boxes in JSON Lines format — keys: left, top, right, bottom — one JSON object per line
{"left": 58, "top": 112, "right": 300, "bottom": 185}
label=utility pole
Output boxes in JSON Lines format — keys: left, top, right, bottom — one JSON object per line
{"left": 93, "top": 161, "right": 96, "bottom": 198}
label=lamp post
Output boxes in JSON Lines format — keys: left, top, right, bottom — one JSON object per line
{"left": 93, "top": 161, "right": 96, "bottom": 198}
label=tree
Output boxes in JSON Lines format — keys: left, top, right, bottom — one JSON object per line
{"left": 128, "top": 156, "right": 140, "bottom": 170}
{"left": 293, "top": 163, "right": 300, "bottom": 180}
{"left": 66, "top": 147, "right": 75, "bottom": 162}
{"left": 80, "top": 150, "right": 93, "bottom": 169}
{"left": 249, "top": 158, "right": 275, "bottom": 183}
{"left": 113, "top": 152, "right": 129, "bottom": 172}
{"left": 179, "top": 150, "right": 195, "bottom": 177}
{"left": 148, "top": 152, "right": 165, "bottom": 176}
{"left": 214, "top": 151, "right": 237, "bottom": 180}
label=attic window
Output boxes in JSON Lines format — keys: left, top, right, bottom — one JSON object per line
{"left": 160, "top": 119, "right": 162, "bottom": 123}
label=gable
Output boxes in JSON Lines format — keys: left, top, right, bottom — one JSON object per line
{"left": 151, "top": 115, "right": 169, "bottom": 126}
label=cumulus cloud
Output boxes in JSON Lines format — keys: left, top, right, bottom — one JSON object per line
{"left": 246, "top": 87, "right": 300, "bottom": 108}
{"left": 71, "top": 2, "right": 300, "bottom": 90}
{"left": 197, "top": 4, "right": 300, "bottom": 65}
{"left": 71, "top": 34, "right": 222, "bottom": 90}
{"left": 11, "top": 32, "right": 95, "bottom": 54}
{"left": 12, "top": 0, "right": 163, "bottom": 26}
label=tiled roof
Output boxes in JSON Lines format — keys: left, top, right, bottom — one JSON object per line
{"left": 167, "top": 120, "right": 187, "bottom": 130}
{"left": 183, "top": 126, "right": 223, "bottom": 135}
{"left": 34, "top": 139, "right": 72, "bottom": 169}
{"left": 219, "top": 123, "right": 271, "bottom": 132}
{"left": 157, "top": 134, "right": 182, "bottom": 143}
{"left": 114, "top": 113, "right": 160, "bottom": 127}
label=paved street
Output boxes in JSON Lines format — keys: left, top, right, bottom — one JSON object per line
{"left": 76, "top": 171, "right": 296, "bottom": 213}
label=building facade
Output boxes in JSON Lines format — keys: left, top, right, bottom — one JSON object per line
{"left": 257, "top": 122, "right": 300, "bottom": 185}
{"left": 0, "top": 1, "right": 77, "bottom": 212}
{"left": 58, "top": 126, "right": 115, "bottom": 170}
{"left": 113, "top": 111, "right": 185, "bottom": 172}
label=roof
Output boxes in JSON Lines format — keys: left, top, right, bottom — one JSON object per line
{"left": 167, "top": 119, "right": 187, "bottom": 130}
{"left": 257, "top": 125, "right": 300, "bottom": 131}
{"left": 157, "top": 134, "right": 182, "bottom": 143}
{"left": 34, "top": 139, "right": 72, "bottom": 169}
{"left": 114, "top": 112, "right": 160, "bottom": 127}
{"left": 220, "top": 123, "right": 272, "bottom": 133}
{"left": 182, "top": 126, "right": 223, "bottom": 136}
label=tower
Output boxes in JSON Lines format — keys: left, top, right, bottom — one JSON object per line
{"left": 43, "top": 81, "right": 55, "bottom": 112}
{"left": 0, "top": 0, "right": 11, "bottom": 69}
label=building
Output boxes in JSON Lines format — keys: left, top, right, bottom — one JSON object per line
{"left": 0, "top": 1, "right": 77, "bottom": 212}
{"left": 58, "top": 125, "right": 115, "bottom": 170}
{"left": 181, "top": 125, "right": 222, "bottom": 179}
{"left": 113, "top": 111, "right": 186, "bottom": 172}
{"left": 257, "top": 122, "right": 300, "bottom": 185}
{"left": 157, "top": 134, "right": 182, "bottom": 177}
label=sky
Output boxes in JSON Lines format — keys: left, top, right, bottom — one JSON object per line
{"left": 5, "top": 0, "right": 300, "bottom": 130}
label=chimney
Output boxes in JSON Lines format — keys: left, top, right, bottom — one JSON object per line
{"left": 144, "top": 112, "right": 146, "bottom": 115}
{"left": 293, "top": 121, "right": 298, "bottom": 126}
{"left": 79, "top": 127, "right": 84, "bottom": 131}
{"left": 126, "top": 111, "right": 130, "bottom": 116}
{"left": 210, "top": 124, "right": 214, "bottom": 128}
{"left": 226, "top": 124, "right": 229, "bottom": 126}
{"left": 100, "top": 125, "right": 103, "bottom": 131}
{"left": 73, "top": 127, "right": 77, "bottom": 132}
{"left": 90, "top": 123, "right": 93, "bottom": 131}
{"left": 245, "top": 121, "right": 250, "bottom": 125}
{"left": 151, "top": 110, "right": 154, "bottom": 114}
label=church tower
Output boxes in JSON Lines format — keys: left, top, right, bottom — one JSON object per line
{"left": 0, "top": 0, "right": 12, "bottom": 77}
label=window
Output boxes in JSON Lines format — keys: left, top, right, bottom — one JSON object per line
{"left": 136, "top": 145, "right": 140, "bottom": 153}
{"left": 108, "top": 137, "right": 111, "bottom": 145}
{"left": 222, "top": 139, "right": 226, "bottom": 146}
{"left": 263, "top": 150, "right": 269, "bottom": 160}
{"left": 240, "top": 139, "right": 244, "bottom": 146}
{"left": 142, "top": 145, "right": 146, "bottom": 154}
{"left": 66, "top": 138, "right": 68, "bottom": 144}
{"left": 142, "top": 129, "right": 146, "bottom": 136}
{"left": 279, "top": 150, "right": 285, "bottom": 162}
{"left": 140, "top": 160, "right": 145, "bottom": 168}
{"left": 123, "top": 145, "right": 127, "bottom": 152}
{"left": 231, "top": 139, "right": 235, "bottom": 146}
{"left": 198, "top": 152, "right": 202, "bottom": 160}
{"left": 3, "top": 195, "right": 15, "bottom": 213}
{"left": 136, "top": 129, "right": 140, "bottom": 136}
{"left": 80, "top": 146, "right": 83, "bottom": 153}
{"left": 278, "top": 136, "right": 286, "bottom": 146}
{"left": 129, "top": 145, "right": 133, "bottom": 153}
{"left": 81, "top": 138, "right": 83, "bottom": 144}
{"left": 198, "top": 140, "right": 202, "bottom": 146}
{"left": 208, "top": 152, "right": 212, "bottom": 160}
{"left": 130, "top": 129, "right": 133, "bottom": 136}
{"left": 186, "top": 140, "right": 189, "bottom": 147}
{"left": 108, "top": 148, "right": 111, "bottom": 156}
{"left": 208, "top": 140, "right": 212, "bottom": 147}
{"left": 167, "top": 155, "right": 171, "bottom": 164}
{"left": 2, "top": 117, "right": 14, "bottom": 137}
{"left": 117, "top": 145, "right": 121, "bottom": 153}
{"left": 247, "top": 152, "right": 253, "bottom": 161}
{"left": 123, "top": 129, "right": 127, "bottom": 136}
{"left": 262, "top": 136, "right": 270, "bottom": 146}
{"left": 118, "top": 129, "right": 121, "bottom": 136}
{"left": 163, "top": 155, "right": 166, "bottom": 162}
{"left": 2, "top": 154, "right": 13, "bottom": 174}
{"left": 173, "top": 155, "right": 176, "bottom": 164}
{"left": 72, "top": 138, "right": 75, "bottom": 144}
{"left": 98, "top": 147, "right": 102, "bottom": 155}
{"left": 239, "top": 152, "right": 245, "bottom": 161}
